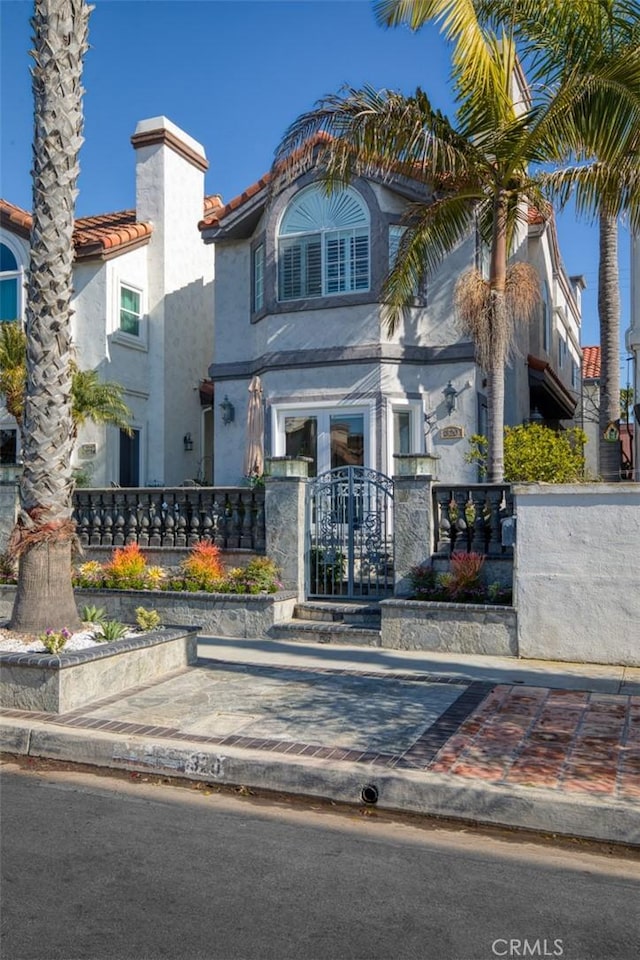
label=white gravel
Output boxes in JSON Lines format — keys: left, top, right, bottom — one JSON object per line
{"left": 0, "top": 625, "right": 139, "bottom": 654}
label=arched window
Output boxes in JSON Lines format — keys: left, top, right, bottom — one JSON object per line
{"left": 0, "top": 242, "right": 22, "bottom": 322}
{"left": 278, "top": 185, "right": 370, "bottom": 301}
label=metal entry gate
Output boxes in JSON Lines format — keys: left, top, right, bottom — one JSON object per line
{"left": 306, "top": 466, "right": 394, "bottom": 599}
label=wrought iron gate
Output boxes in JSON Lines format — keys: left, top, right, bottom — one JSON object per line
{"left": 306, "top": 466, "right": 394, "bottom": 599}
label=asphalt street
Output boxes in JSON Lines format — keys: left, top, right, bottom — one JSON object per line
{"left": 1, "top": 758, "right": 638, "bottom": 960}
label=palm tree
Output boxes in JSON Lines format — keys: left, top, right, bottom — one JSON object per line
{"left": 374, "top": 1, "right": 640, "bottom": 481}
{"left": 274, "top": 34, "right": 627, "bottom": 480}
{"left": 0, "top": 322, "right": 132, "bottom": 443}
{"left": 473, "top": 0, "right": 640, "bottom": 481}
{"left": 10, "top": 0, "right": 91, "bottom": 632}
{"left": 0, "top": 323, "right": 28, "bottom": 427}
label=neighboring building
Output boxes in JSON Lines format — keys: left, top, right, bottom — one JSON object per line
{"left": 625, "top": 231, "right": 639, "bottom": 480}
{"left": 581, "top": 345, "right": 602, "bottom": 478}
{"left": 200, "top": 164, "right": 582, "bottom": 486}
{"left": 0, "top": 117, "right": 216, "bottom": 487}
{"left": 581, "top": 344, "right": 634, "bottom": 480}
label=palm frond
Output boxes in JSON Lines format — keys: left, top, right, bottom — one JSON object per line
{"left": 455, "top": 261, "right": 539, "bottom": 369}
{"left": 382, "top": 192, "right": 477, "bottom": 334}
{"left": 70, "top": 367, "right": 133, "bottom": 435}
{"left": 272, "top": 85, "right": 482, "bottom": 195}
{"left": 0, "top": 323, "right": 27, "bottom": 424}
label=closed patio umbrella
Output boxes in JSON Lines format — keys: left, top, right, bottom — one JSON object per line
{"left": 243, "top": 375, "right": 264, "bottom": 477}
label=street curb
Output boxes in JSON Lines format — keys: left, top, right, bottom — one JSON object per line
{"left": 2, "top": 719, "right": 639, "bottom": 847}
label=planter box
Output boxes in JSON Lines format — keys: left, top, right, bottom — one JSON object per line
{"left": 380, "top": 598, "right": 517, "bottom": 656}
{"left": 0, "top": 585, "right": 297, "bottom": 640}
{"left": 0, "top": 625, "right": 199, "bottom": 714}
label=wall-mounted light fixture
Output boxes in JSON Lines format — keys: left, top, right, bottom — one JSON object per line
{"left": 183, "top": 432, "right": 194, "bottom": 452}
{"left": 442, "top": 380, "right": 471, "bottom": 416}
{"left": 524, "top": 407, "right": 544, "bottom": 426}
{"left": 443, "top": 381, "right": 458, "bottom": 415}
{"left": 220, "top": 395, "right": 235, "bottom": 425}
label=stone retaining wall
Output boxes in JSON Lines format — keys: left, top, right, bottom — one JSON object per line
{"left": 380, "top": 599, "right": 517, "bottom": 656}
{"left": 0, "top": 626, "right": 199, "bottom": 713}
{"left": 0, "top": 585, "right": 297, "bottom": 640}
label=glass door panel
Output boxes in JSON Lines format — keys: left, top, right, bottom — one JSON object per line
{"left": 330, "top": 414, "right": 364, "bottom": 469}
{"left": 285, "top": 416, "right": 317, "bottom": 477}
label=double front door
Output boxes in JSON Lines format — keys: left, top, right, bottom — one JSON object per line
{"left": 282, "top": 410, "right": 365, "bottom": 477}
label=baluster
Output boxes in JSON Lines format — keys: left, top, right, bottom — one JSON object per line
{"left": 240, "top": 492, "right": 253, "bottom": 548}
{"left": 78, "top": 512, "right": 90, "bottom": 548}
{"left": 464, "top": 491, "right": 476, "bottom": 553}
{"left": 102, "top": 512, "right": 113, "bottom": 547}
{"left": 113, "top": 498, "right": 126, "bottom": 545}
{"left": 150, "top": 506, "right": 162, "bottom": 547}
{"left": 212, "top": 493, "right": 225, "bottom": 548}
{"left": 125, "top": 504, "right": 138, "bottom": 544}
{"left": 200, "top": 510, "right": 213, "bottom": 542}
{"left": 254, "top": 494, "right": 265, "bottom": 552}
{"left": 230, "top": 492, "right": 242, "bottom": 548}
{"left": 436, "top": 490, "right": 450, "bottom": 554}
{"left": 188, "top": 509, "right": 200, "bottom": 546}
{"left": 89, "top": 510, "right": 102, "bottom": 547}
{"left": 138, "top": 498, "right": 150, "bottom": 547}
{"left": 163, "top": 505, "right": 175, "bottom": 547}
{"left": 447, "top": 491, "right": 460, "bottom": 555}
{"left": 175, "top": 499, "right": 187, "bottom": 548}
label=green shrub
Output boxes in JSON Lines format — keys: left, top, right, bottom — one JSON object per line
{"left": 409, "top": 554, "right": 511, "bottom": 605}
{"left": 467, "top": 424, "right": 587, "bottom": 482}
{"left": 40, "top": 628, "right": 72, "bottom": 654}
{"left": 96, "top": 620, "right": 129, "bottom": 643}
{"left": 81, "top": 604, "right": 107, "bottom": 625}
{"left": 135, "top": 607, "right": 162, "bottom": 632}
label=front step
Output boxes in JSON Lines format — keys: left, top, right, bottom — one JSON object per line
{"left": 269, "top": 619, "right": 381, "bottom": 647}
{"left": 294, "top": 601, "right": 382, "bottom": 627}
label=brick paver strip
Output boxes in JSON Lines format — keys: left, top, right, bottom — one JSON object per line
{"left": 2, "top": 660, "right": 638, "bottom": 804}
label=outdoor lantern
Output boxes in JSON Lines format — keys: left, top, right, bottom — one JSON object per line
{"left": 220, "top": 395, "right": 235, "bottom": 425}
{"left": 183, "top": 432, "right": 194, "bottom": 452}
{"left": 443, "top": 381, "right": 458, "bottom": 415}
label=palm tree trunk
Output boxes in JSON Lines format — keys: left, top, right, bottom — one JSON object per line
{"left": 10, "top": 0, "right": 90, "bottom": 632}
{"left": 598, "top": 212, "right": 621, "bottom": 482}
{"left": 487, "top": 191, "right": 509, "bottom": 483}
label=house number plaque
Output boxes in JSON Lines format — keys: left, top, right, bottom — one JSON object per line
{"left": 440, "top": 425, "right": 464, "bottom": 440}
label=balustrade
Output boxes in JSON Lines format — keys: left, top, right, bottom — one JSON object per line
{"left": 73, "top": 487, "right": 266, "bottom": 552}
{"left": 432, "top": 484, "right": 513, "bottom": 557}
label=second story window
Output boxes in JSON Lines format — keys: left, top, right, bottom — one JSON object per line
{"left": 558, "top": 334, "right": 567, "bottom": 369}
{"left": 278, "top": 185, "right": 370, "bottom": 301}
{"left": 0, "top": 243, "right": 22, "bottom": 322}
{"left": 541, "top": 281, "right": 551, "bottom": 353}
{"left": 253, "top": 243, "right": 265, "bottom": 312}
{"left": 119, "top": 284, "right": 141, "bottom": 337}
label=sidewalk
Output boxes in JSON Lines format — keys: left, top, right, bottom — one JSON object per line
{"left": 1, "top": 637, "right": 639, "bottom": 846}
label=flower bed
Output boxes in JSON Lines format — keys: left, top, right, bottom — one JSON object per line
{"left": 409, "top": 553, "right": 512, "bottom": 605}
{"left": 0, "top": 624, "right": 200, "bottom": 714}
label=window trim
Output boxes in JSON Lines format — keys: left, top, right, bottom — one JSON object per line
{"left": 271, "top": 399, "right": 376, "bottom": 476}
{"left": 386, "top": 399, "right": 423, "bottom": 474}
{"left": 277, "top": 185, "right": 371, "bottom": 303}
{"left": 112, "top": 279, "right": 147, "bottom": 349}
{"left": 253, "top": 242, "right": 265, "bottom": 313}
{"left": 0, "top": 239, "right": 25, "bottom": 323}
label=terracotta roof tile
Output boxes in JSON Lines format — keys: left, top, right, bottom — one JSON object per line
{"left": 582, "top": 345, "right": 601, "bottom": 379}
{"left": 73, "top": 210, "right": 153, "bottom": 257}
{"left": 2, "top": 196, "right": 219, "bottom": 259}
{"left": 0, "top": 199, "right": 32, "bottom": 238}
{"left": 199, "top": 174, "right": 272, "bottom": 229}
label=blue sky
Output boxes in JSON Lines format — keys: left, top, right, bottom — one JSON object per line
{"left": 0, "top": 0, "right": 633, "bottom": 370}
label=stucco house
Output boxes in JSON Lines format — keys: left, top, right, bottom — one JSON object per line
{"left": 199, "top": 163, "right": 583, "bottom": 486}
{"left": 0, "top": 117, "right": 216, "bottom": 487}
